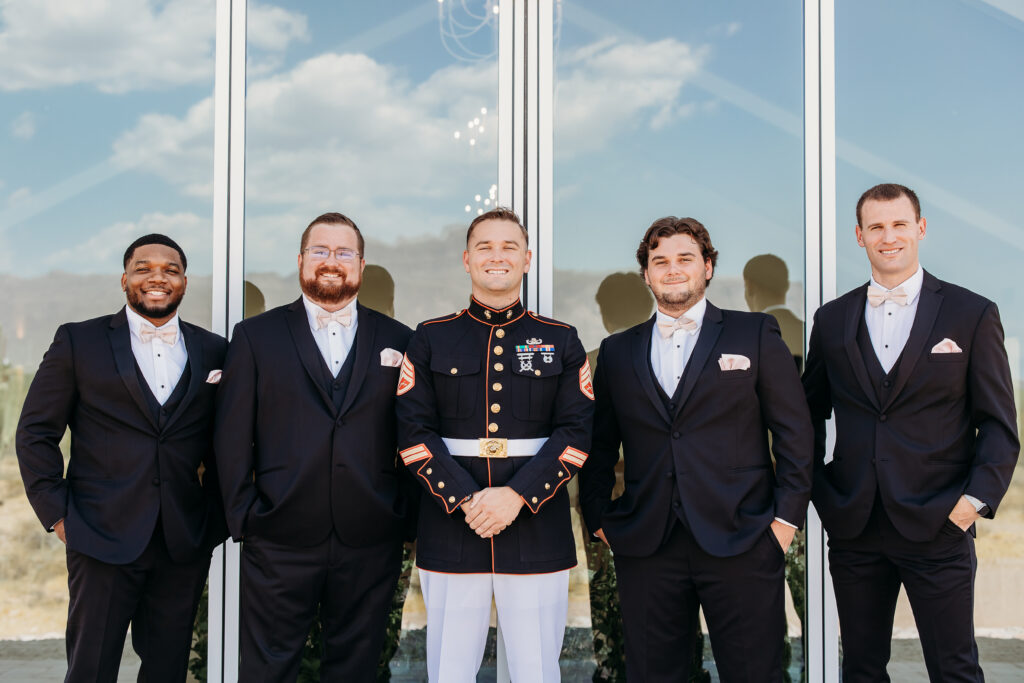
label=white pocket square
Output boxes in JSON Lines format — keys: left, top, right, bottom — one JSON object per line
{"left": 931, "top": 338, "right": 962, "bottom": 354}
{"left": 206, "top": 369, "right": 222, "bottom": 384}
{"left": 380, "top": 348, "right": 403, "bottom": 367}
{"left": 718, "top": 354, "right": 751, "bottom": 371}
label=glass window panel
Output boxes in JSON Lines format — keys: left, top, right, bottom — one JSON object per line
{"left": 836, "top": 0, "right": 1024, "bottom": 675}
{"left": 552, "top": 1, "right": 806, "bottom": 678}
{"left": 241, "top": 0, "right": 499, "bottom": 660}
{"left": 243, "top": 1, "right": 499, "bottom": 326}
{"left": 0, "top": 0, "right": 215, "bottom": 650}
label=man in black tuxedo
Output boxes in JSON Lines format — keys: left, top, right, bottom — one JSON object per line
{"left": 803, "top": 183, "right": 1019, "bottom": 682}
{"left": 214, "top": 212, "right": 413, "bottom": 682}
{"left": 16, "top": 234, "right": 227, "bottom": 683}
{"left": 580, "top": 217, "right": 813, "bottom": 682}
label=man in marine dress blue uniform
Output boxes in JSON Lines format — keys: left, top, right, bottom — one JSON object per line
{"left": 396, "top": 207, "right": 594, "bottom": 682}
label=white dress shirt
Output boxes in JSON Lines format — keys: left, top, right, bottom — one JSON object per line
{"left": 650, "top": 297, "right": 707, "bottom": 396}
{"left": 864, "top": 266, "right": 923, "bottom": 373}
{"left": 303, "top": 296, "right": 358, "bottom": 377}
{"left": 125, "top": 305, "right": 188, "bottom": 405}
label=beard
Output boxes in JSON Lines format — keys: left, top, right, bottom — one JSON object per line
{"left": 300, "top": 265, "right": 361, "bottom": 305}
{"left": 126, "top": 287, "right": 184, "bottom": 320}
{"left": 652, "top": 278, "right": 706, "bottom": 311}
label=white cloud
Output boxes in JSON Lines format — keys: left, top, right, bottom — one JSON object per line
{"left": 102, "top": 36, "right": 708, "bottom": 269}
{"left": 111, "top": 97, "right": 214, "bottom": 197}
{"left": 248, "top": 4, "right": 309, "bottom": 52}
{"left": 111, "top": 50, "right": 499, "bottom": 269}
{"left": 0, "top": 0, "right": 307, "bottom": 93}
{"left": 554, "top": 37, "right": 708, "bottom": 157}
{"left": 10, "top": 111, "right": 35, "bottom": 139}
{"left": 45, "top": 211, "right": 211, "bottom": 273}
{"left": 7, "top": 187, "right": 31, "bottom": 207}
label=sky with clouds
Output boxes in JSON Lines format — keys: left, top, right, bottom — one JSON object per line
{"left": 0, "top": 0, "right": 1021, "bottom": 349}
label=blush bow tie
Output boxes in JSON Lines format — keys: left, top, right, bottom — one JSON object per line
{"left": 139, "top": 323, "right": 178, "bottom": 345}
{"left": 867, "top": 285, "right": 909, "bottom": 307}
{"left": 657, "top": 316, "right": 698, "bottom": 338}
{"left": 315, "top": 308, "right": 353, "bottom": 329}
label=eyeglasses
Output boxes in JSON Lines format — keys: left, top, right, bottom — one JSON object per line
{"left": 303, "top": 246, "right": 361, "bottom": 263}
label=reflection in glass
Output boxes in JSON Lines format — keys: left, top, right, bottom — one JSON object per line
{"left": 553, "top": 1, "right": 805, "bottom": 677}
{"left": 0, "top": 0, "right": 215, "bottom": 646}
{"left": 836, "top": 0, "right": 1024, "bottom": 674}
{"left": 241, "top": 0, "right": 500, "bottom": 664}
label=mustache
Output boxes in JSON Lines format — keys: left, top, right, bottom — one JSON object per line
{"left": 315, "top": 266, "right": 346, "bottom": 277}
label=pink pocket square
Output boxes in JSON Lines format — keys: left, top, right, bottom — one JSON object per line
{"left": 206, "top": 369, "right": 222, "bottom": 384}
{"left": 931, "top": 338, "right": 962, "bottom": 354}
{"left": 380, "top": 348, "right": 403, "bottom": 367}
{"left": 718, "top": 354, "right": 751, "bottom": 371}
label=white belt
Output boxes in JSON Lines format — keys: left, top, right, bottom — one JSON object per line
{"left": 443, "top": 437, "right": 548, "bottom": 458}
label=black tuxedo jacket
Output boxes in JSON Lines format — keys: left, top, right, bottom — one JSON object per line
{"left": 580, "top": 302, "right": 813, "bottom": 558}
{"left": 803, "top": 271, "right": 1019, "bottom": 542}
{"left": 16, "top": 308, "right": 228, "bottom": 565}
{"left": 214, "top": 299, "right": 414, "bottom": 548}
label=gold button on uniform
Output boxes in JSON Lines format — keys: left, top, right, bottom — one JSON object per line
{"left": 534, "top": 369, "right": 541, "bottom": 376}
{"left": 491, "top": 403, "right": 501, "bottom": 414}
{"left": 557, "top": 471, "right": 564, "bottom": 477}
{"left": 448, "top": 496, "right": 456, "bottom": 503}
{"left": 488, "top": 422, "right": 499, "bottom": 433}
{"left": 426, "top": 468, "right": 432, "bottom": 475}
{"left": 544, "top": 483, "right": 551, "bottom": 490}
{"left": 493, "top": 382, "right": 502, "bottom": 391}
{"left": 531, "top": 497, "right": 539, "bottom": 504}
{"left": 438, "top": 481, "right": 445, "bottom": 489}
{"left": 450, "top": 368, "right": 458, "bottom": 374}
{"left": 493, "top": 346, "right": 504, "bottom": 356}
{"left": 495, "top": 328, "right": 506, "bottom": 338}
{"left": 494, "top": 362, "right": 504, "bottom": 371}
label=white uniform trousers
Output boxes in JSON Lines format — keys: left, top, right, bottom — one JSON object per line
{"left": 418, "top": 568, "right": 570, "bottom": 683}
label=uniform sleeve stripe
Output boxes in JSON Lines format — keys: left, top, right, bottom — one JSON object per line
{"left": 559, "top": 446, "right": 588, "bottom": 468}
{"left": 396, "top": 354, "right": 416, "bottom": 396}
{"left": 578, "top": 359, "right": 594, "bottom": 400}
{"left": 400, "top": 443, "right": 432, "bottom": 465}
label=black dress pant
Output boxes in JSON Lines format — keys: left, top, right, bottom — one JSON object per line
{"left": 614, "top": 520, "right": 787, "bottom": 683}
{"left": 239, "top": 530, "right": 403, "bottom": 683}
{"left": 829, "top": 501, "right": 981, "bottom": 683}
{"left": 64, "top": 525, "right": 211, "bottom": 683}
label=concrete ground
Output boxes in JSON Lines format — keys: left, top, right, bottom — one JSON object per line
{"left": 3, "top": 636, "right": 1024, "bottom": 682}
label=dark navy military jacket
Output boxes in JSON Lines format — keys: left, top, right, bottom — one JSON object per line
{"left": 396, "top": 297, "right": 594, "bottom": 573}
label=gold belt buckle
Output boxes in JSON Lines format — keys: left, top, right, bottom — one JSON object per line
{"left": 479, "top": 438, "right": 509, "bottom": 458}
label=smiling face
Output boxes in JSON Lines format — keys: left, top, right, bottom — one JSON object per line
{"left": 463, "top": 218, "right": 532, "bottom": 307}
{"left": 121, "top": 243, "right": 187, "bottom": 326}
{"left": 642, "top": 233, "right": 712, "bottom": 316}
{"left": 298, "top": 222, "right": 365, "bottom": 311}
{"left": 855, "top": 195, "right": 926, "bottom": 288}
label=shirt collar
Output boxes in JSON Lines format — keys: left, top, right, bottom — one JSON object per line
{"left": 869, "top": 265, "right": 924, "bottom": 306}
{"left": 125, "top": 305, "right": 180, "bottom": 340}
{"left": 303, "top": 295, "right": 358, "bottom": 332}
{"left": 654, "top": 296, "right": 707, "bottom": 335}
{"left": 467, "top": 296, "right": 525, "bottom": 325}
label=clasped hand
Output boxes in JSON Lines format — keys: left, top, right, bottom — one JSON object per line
{"left": 462, "top": 487, "right": 524, "bottom": 539}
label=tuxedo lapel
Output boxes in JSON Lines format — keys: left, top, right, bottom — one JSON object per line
{"left": 337, "top": 304, "right": 375, "bottom": 417}
{"left": 284, "top": 298, "right": 335, "bottom": 413}
{"left": 161, "top": 322, "right": 205, "bottom": 432}
{"left": 673, "top": 302, "right": 723, "bottom": 418}
{"left": 843, "top": 285, "right": 881, "bottom": 411}
{"left": 108, "top": 308, "right": 159, "bottom": 431}
{"left": 631, "top": 317, "right": 672, "bottom": 425}
{"left": 883, "top": 272, "right": 942, "bottom": 411}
